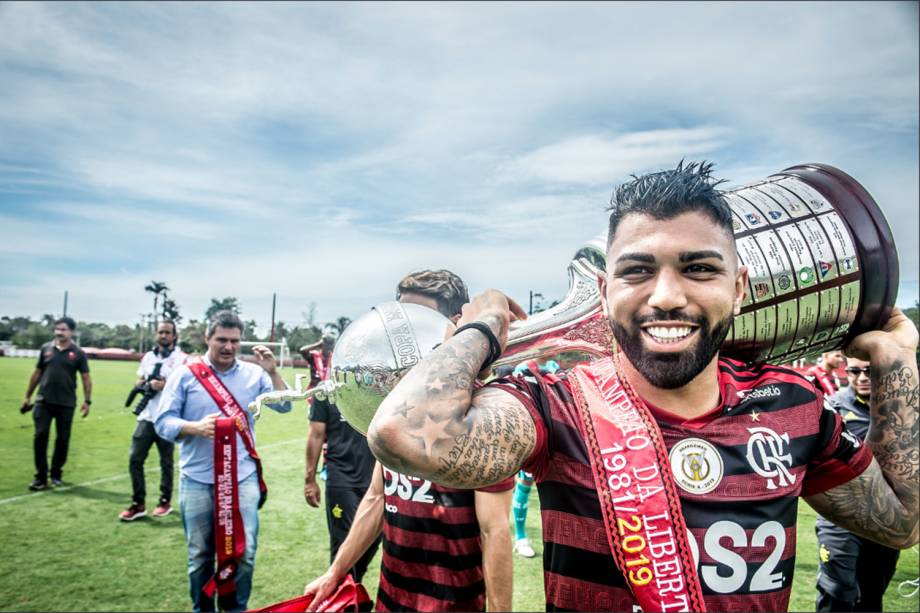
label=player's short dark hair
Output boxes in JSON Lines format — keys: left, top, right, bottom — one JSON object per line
{"left": 396, "top": 269, "right": 469, "bottom": 318}
{"left": 606, "top": 160, "right": 734, "bottom": 248}
{"left": 54, "top": 317, "right": 76, "bottom": 331}
{"left": 206, "top": 311, "right": 244, "bottom": 338}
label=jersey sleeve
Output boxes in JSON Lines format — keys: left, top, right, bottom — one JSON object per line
{"left": 801, "top": 389, "right": 873, "bottom": 497}
{"left": 476, "top": 474, "right": 516, "bottom": 493}
{"left": 76, "top": 349, "right": 90, "bottom": 374}
{"left": 35, "top": 345, "right": 47, "bottom": 370}
{"left": 488, "top": 373, "right": 550, "bottom": 481}
{"left": 309, "top": 396, "right": 331, "bottom": 423}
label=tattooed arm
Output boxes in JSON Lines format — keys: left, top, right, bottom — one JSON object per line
{"left": 806, "top": 308, "right": 919, "bottom": 548}
{"left": 367, "top": 290, "right": 537, "bottom": 488}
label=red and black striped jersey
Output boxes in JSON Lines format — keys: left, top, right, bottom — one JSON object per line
{"left": 376, "top": 468, "right": 513, "bottom": 612}
{"left": 805, "top": 364, "right": 841, "bottom": 396}
{"left": 494, "top": 356, "right": 871, "bottom": 612}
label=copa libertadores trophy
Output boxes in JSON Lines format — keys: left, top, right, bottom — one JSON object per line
{"left": 256, "top": 163, "right": 899, "bottom": 434}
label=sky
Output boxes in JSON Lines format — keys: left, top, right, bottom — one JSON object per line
{"left": 1, "top": 1, "right": 917, "bottom": 336}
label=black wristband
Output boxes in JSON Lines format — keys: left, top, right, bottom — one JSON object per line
{"left": 453, "top": 322, "right": 502, "bottom": 370}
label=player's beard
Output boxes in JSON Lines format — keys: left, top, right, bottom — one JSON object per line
{"left": 609, "top": 309, "right": 734, "bottom": 389}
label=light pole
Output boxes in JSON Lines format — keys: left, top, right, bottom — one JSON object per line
{"left": 138, "top": 313, "right": 147, "bottom": 353}
{"left": 529, "top": 291, "right": 544, "bottom": 315}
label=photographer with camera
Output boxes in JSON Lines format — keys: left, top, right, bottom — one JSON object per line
{"left": 119, "top": 320, "right": 187, "bottom": 521}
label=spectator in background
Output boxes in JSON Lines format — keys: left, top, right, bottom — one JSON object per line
{"left": 119, "top": 320, "right": 187, "bottom": 521}
{"left": 303, "top": 323, "right": 379, "bottom": 584}
{"left": 807, "top": 350, "right": 844, "bottom": 396}
{"left": 814, "top": 356, "right": 901, "bottom": 611}
{"left": 300, "top": 327, "right": 338, "bottom": 390}
{"left": 21, "top": 316, "right": 92, "bottom": 491}
{"left": 301, "top": 327, "right": 339, "bottom": 481}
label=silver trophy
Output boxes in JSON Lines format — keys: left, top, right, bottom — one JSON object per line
{"left": 330, "top": 301, "right": 454, "bottom": 434}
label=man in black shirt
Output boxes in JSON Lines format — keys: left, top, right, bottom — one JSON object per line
{"left": 21, "top": 317, "right": 92, "bottom": 490}
{"left": 305, "top": 395, "right": 380, "bottom": 583}
{"left": 304, "top": 324, "right": 378, "bottom": 583}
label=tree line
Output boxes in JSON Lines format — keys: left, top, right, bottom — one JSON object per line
{"left": 1, "top": 286, "right": 352, "bottom": 355}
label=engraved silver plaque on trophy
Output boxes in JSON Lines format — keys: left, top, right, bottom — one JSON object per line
{"left": 721, "top": 163, "right": 898, "bottom": 363}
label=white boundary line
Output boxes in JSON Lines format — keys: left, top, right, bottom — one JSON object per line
{"left": 0, "top": 436, "right": 303, "bottom": 506}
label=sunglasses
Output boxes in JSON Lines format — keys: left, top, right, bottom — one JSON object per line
{"left": 845, "top": 367, "right": 871, "bottom": 377}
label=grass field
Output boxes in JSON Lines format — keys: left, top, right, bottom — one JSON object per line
{"left": 0, "top": 356, "right": 916, "bottom": 612}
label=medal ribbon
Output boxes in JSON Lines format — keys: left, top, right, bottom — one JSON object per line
{"left": 201, "top": 417, "right": 247, "bottom": 609}
{"left": 569, "top": 354, "right": 706, "bottom": 612}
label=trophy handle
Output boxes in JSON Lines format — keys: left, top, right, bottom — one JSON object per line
{"left": 247, "top": 379, "right": 343, "bottom": 420}
{"left": 495, "top": 234, "right": 614, "bottom": 368}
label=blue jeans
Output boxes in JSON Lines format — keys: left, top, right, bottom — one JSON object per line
{"left": 180, "top": 473, "right": 260, "bottom": 612}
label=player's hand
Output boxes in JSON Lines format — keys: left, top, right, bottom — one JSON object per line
{"left": 304, "top": 477, "right": 321, "bottom": 507}
{"left": 846, "top": 307, "right": 919, "bottom": 361}
{"left": 20, "top": 400, "right": 32, "bottom": 414}
{"left": 456, "top": 289, "right": 527, "bottom": 353}
{"left": 149, "top": 379, "right": 166, "bottom": 392}
{"left": 194, "top": 413, "right": 218, "bottom": 439}
{"left": 304, "top": 569, "right": 343, "bottom": 611}
{"left": 80, "top": 402, "right": 90, "bottom": 418}
{"left": 252, "top": 345, "right": 278, "bottom": 375}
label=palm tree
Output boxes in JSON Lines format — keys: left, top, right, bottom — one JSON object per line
{"left": 162, "top": 297, "right": 182, "bottom": 323}
{"left": 144, "top": 281, "right": 169, "bottom": 326}
{"left": 205, "top": 297, "right": 241, "bottom": 320}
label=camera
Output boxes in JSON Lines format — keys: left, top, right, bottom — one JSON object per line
{"left": 125, "top": 362, "right": 164, "bottom": 416}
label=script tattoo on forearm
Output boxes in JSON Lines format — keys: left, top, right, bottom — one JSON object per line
{"left": 430, "top": 391, "right": 535, "bottom": 487}
{"left": 815, "top": 357, "right": 920, "bottom": 547}
{"left": 867, "top": 362, "right": 919, "bottom": 507}
{"left": 371, "top": 320, "right": 535, "bottom": 488}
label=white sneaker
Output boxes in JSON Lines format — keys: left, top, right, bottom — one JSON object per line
{"left": 514, "top": 538, "right": 536, "bottom": 558}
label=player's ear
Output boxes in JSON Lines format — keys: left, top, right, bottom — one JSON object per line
{"left": 598, "top": 272, "right": 610, "bottom": 319}
{"left": 733, "top": 265, "right": 748, "bottom": 316}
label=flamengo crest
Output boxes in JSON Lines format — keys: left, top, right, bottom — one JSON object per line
{"left": 745, "top": 426, "right": 795, "bottom": 490}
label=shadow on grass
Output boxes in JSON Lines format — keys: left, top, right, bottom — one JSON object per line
{"left": 139, "top": 517, "right": 183, "bottom": 529}
{"left": 52, "top": 484, "right": 129, "bottom": 503}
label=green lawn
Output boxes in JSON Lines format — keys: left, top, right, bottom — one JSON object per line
{"left": 0, "top": 356, "right": 916, "bottom": 611}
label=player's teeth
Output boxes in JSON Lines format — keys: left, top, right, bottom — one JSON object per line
{"left": 647, "top": 326, "right": 692, "bottom": 342}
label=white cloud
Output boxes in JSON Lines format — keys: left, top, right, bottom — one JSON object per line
{"left": 495, "top": 128, "right": 732, "bottom": 186}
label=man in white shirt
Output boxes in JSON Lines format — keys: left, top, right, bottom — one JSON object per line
{"left": 119, "top": 320, "right": 187, "bottom": 521}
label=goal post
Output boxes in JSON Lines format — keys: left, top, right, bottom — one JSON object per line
{"left": 239, "top": 338, "right": 291, "bottom": 368}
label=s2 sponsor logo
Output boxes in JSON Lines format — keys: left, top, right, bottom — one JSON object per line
{"left": 382, "top": 468, "right": 434, "bottom": 504}
{"left": 686, "top": 520, "right": 786, "bottom": 594}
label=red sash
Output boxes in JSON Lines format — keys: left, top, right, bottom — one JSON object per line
{"left": 187, "top": 358, "right": 267, "bottom": 609}
{"left": 310, "top": 350, "right": 331, "bottom": 382}
{"left": 204, "top": 417, "right": 247, "bottom": 609}
{"left": 187, "top": 358, "right": 268, "bottom": 508}
{"left": 249, "top": 575, "right": 372, "bottom": 612}
{"left": 568, "top": 354, "right": 706, "bottom": 612}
